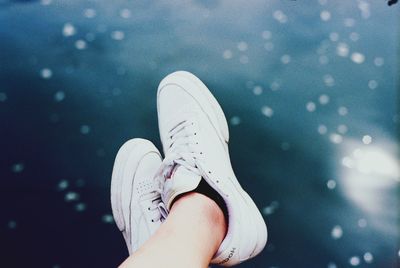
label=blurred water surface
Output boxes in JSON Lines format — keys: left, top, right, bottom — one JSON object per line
{"left": 0, "top": 0, "right": 399, "bottom": 267}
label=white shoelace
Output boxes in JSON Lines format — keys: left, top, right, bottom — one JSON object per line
{"left": 158, "top": 120, "right": 202, "bottom": 181}
{"left": 141, "top": 188, "right": 167, "bottom": 223}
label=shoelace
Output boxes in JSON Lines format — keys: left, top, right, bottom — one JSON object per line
{"left": 142, "top": 187, "right": 167, "bottom": 223}
{"left": 157, "top": 120, "right": 202, "bottom": 181}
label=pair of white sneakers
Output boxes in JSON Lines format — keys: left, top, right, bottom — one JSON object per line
{"left": 111, "top": 71, "right": 267, "bottom": 266}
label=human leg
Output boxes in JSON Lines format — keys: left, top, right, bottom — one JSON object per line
{"left": 157, "top": 71, "right": 268, "bottom": 265}
{"left": 111, "top": 71, "right": 267, "bottom": 268}
{"left": 119, "top": 191, "right": 226, "bottom": 268}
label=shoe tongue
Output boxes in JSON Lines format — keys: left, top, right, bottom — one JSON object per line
{"left": 172, "top": 165, "right": 200, "bottom": 181}
{"left": 162, "top": 165, "right": 202, "bottom": 211}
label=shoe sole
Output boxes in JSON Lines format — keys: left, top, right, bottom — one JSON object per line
{"left": 158, "top": 71, "right": 267, "bottom": 262}
{"left": 110, "top": 138, "right": 162, "bottom": 252}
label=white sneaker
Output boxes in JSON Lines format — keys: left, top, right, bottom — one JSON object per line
{"left": 111, "top": 138, "right": 167, "bottom": 255}
{"left": 157, "top": 71, "right": 268, "bottom": 266}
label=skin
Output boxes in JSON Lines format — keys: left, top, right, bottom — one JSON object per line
{"left": 119, "top": 192, "right": 227, "bottom": 268}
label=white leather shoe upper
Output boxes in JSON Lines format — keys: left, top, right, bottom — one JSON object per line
{"left": 157, "top": 71, "right": 267, "bottom": 266}
{"left": 111, "top": 139, "right": 167, "bottom": 255}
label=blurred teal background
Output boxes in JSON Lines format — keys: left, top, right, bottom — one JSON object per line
{"left": 0, "top": 0, "right": 399, "bottom": 267}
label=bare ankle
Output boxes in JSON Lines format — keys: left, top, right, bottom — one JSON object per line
{"left": 172, "top": 192, "right": 227, "bottom": 242}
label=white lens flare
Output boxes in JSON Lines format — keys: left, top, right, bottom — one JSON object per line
{"left": 338, "top": 139, "right": 399, "bottom": 222}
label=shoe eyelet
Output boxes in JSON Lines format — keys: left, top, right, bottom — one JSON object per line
{"left": 200, "top": 152, "right": 203, "bottom": 155}
{"left": 194, "top": 133, "right": 197, "bottom": 135}
{"left": 151, "top": 219, "right": 154, "bottom": 222}
{"left": 216, "top": 180, "right": 219, "bottom": 183}
{"left": 148, "top": 207, "right": 151, "bottom": 211}
{"left": 208, "top": 171, "right": 211, "bottom": 174}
